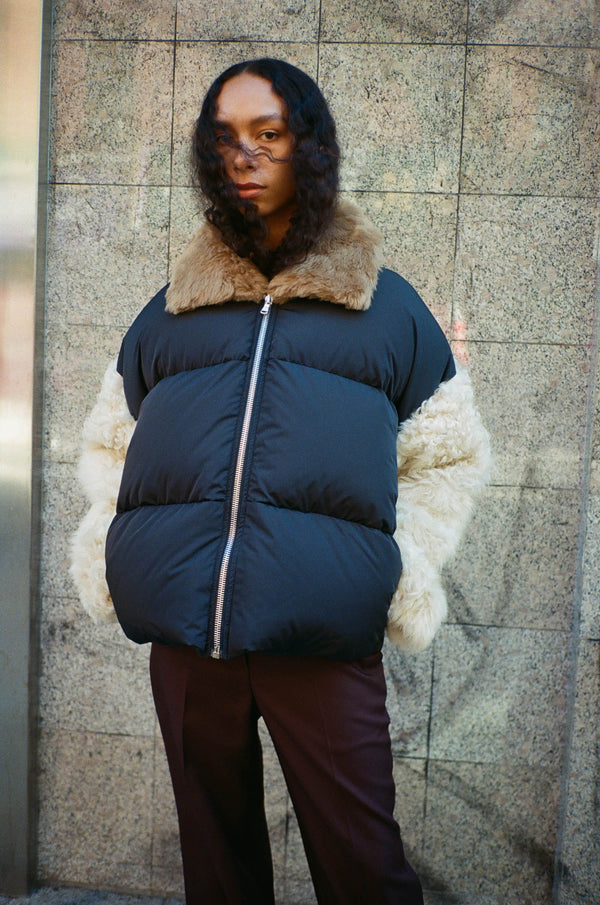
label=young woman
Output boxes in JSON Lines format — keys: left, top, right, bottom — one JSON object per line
{"left": 71, "top": 59, "right": 490, "bottom": 905}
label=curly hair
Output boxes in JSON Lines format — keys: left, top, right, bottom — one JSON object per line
{"left": 191, "top": 58, "right": 340, "bottom": 277}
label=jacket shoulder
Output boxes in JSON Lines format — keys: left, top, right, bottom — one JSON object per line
{"left": 375, "top": 268, "right": 440, "bottom": 324}
{"left": 116, "top": 285, "right": 170, "bottom": 415}
{"left": 119, "top": 285, "right": 170, "bottom": 352}
{"left": 372, "top": 268, "right": 455, "bottom": 420}
{"left": 371, "top": 268, "right": 451, "bottom": 357}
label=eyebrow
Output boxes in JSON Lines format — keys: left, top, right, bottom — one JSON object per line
{"left": 214, "top": 113, "right": 286, "bottom": 128}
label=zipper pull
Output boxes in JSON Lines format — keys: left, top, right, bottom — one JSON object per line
{"left": 260, "top": 294, "right": 272, "bottom": 315}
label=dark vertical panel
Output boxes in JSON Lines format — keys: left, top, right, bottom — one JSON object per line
{"left": 0, "top": 0, "right": 49, "bottom": 893}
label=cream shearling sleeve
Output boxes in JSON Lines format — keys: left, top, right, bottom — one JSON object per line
{"left": 70, "top": 359, "right": 135, "bottom": 622}
{"left": 387, "top": 366, "right": 491, "bottom": 652}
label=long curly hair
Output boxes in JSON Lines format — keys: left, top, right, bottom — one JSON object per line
{"left": 191, "top": 58, "right": 340, "bottom": 276}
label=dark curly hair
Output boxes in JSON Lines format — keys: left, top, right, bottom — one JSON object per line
{"left": 191, "top": 58, "right": 340, "bottom": 277}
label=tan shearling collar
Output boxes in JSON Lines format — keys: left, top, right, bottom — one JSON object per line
{"left": 165, "top": 200, "right": 384, "bottom": 315}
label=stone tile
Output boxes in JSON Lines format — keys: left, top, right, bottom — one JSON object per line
{"left": 459, "top": 341, "right": 588, "bottom": 489}
{"left": 349, "top": 191, "right": 456, "bottom": 334}
{"left": 319, "top": 44, "right": 464, "bottom": 193}
{"left": 461, "top": 47, "right": 600, "bottom": 196}
{"left": 176, "top": 0, "right": 319, "bottom": 42}
{"left": 171, "top": 42, "right": 318, "bottom": 186}
{"left": 53, "top": 0, "right": 176, "bottom": 39}
{"left": 556, "top": 889, "right": 598, "bottom": 905}
{"left": 40, "top": 459, "right": 85, "bottom": 598}
{"left": 556, "top": 777, "right": 600, "bottom": 904}
{"left": 320, "top": 0, "right": 468, "bottom": 43}
{"left": 259, "top": 720, "right": 288, "bottom": 900}
{"left": 565, "top": 640, "right": 600, "bottom": 783}
{"left": 453, "top": 195, "right": 598, "bottom": 344}
{"left": 591, "top": 459, "right": 600, "bottom": 496}
{"left": 37, "top": 728, "right": 155, "bottom": 890}
{"left": 151, "top": 738, "right": 184, "bottom": 897}
{"left": 43, "top": 323, "right": 125, "bottom": 464}
{"left": 445, "top": 485, "right": 579, "bottom": 632}
{"left": 45, "top": 184, "right": 170, "bottom": 329}
{"left": 591, "top": 352, "right": 600, "bottom": 491}
{"left": 423, "top": 761, "right": 560, "bottom": 901}
{"left": 168, "top": 186, "right": 205, "bottom": 273}
{"left": 383, "top": 639, "right": 433, "bottom": 759}
{"left": 429, "top": 625, "right": 570, "bottom": 768}
{"left": 581, "top": 493, "right": 600, "bottom": 640}
{"left": 468, "top": 0, "right": 600, "bottom": 47}
{"left": 393, "top": 757, "right": 427, "bottom": 865}
{"left": 50, "top": 41, "right": 173, "bottom": 185}
{"left": 38, "top": 592, "right": 155, "bottom": 736}
{"left": 283, "top": 806, "right": 313, "bottom": 905}
{"left": 592, "top": 446, "right": 600, "bottom": 499}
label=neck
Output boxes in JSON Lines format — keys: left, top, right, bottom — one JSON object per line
{"left": 264, "top": 204, "right": 296, "bottom": 251}
{"left": 266, "top": 227, "right": 285, "bottom": 251}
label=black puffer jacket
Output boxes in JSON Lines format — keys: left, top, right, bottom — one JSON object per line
{"left": 71, "top": 202, "right": 491, "bottom": 657}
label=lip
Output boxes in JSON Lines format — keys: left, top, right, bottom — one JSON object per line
{"left": 236, "top": 183, "right": 265, "bottom": 199}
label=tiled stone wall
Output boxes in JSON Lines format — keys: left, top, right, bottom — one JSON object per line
{"left": 39, "top": 1, "right": 599, "bottom": 903}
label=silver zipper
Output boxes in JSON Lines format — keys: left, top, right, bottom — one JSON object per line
{"left": 211, "top": 294, "right": 273, "bottom": 658}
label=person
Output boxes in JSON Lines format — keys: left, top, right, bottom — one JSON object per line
{"left": 70, "top": 58, "right": 490, "bottom": 905}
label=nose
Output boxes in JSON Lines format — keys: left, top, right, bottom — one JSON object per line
{"left": 230, "top": 141, "right": 257, "bottom": 172}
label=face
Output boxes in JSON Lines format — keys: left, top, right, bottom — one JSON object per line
{"left": 214, "top": 72, "right": 297, "bottom": 249}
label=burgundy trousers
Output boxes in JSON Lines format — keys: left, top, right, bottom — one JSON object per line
{"left": 150, "top": 644, "right": 423, "bottom": 905}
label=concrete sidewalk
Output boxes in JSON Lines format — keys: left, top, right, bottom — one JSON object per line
{"left": 0, "top": 891, "right": 184, "bottom": 905}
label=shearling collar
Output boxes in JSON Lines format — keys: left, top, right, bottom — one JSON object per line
{"left": 165, "top": 200, "right": 384, "bottom": 315}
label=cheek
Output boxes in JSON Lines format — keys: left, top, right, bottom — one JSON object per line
{"left": 279, "top": 163, "right": 296, "bottom": 197}
{"left": 222, "top": 156, "right": 235, "bottom": 177}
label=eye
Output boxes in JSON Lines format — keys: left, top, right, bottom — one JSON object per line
{"left": 214, "top": 127, "right": 231, "bottom": 146}
{"left": 260, "top": 130, "right": 278, "bottom": 141}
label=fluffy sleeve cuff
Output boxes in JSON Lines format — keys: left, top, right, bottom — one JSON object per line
{"left": 69, "top": 359, "right": 135, "bottom": 623}
{"left": 387, "top": 366, "right": 491, "bottom": 652}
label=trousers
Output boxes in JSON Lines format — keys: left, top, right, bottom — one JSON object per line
{"left": 150, "top": 643, "right": 423, "bottom": 905}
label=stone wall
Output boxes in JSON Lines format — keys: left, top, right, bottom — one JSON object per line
{"left": 38, "top": 1, "right": 599, "bottom": 902}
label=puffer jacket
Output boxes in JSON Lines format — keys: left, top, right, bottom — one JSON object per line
{"left": 70, "top": 201, "right": 491, "bottom": 658}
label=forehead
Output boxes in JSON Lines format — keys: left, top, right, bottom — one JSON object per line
{"left": 215, "top": 72, "right": 287, "bottom": 124}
